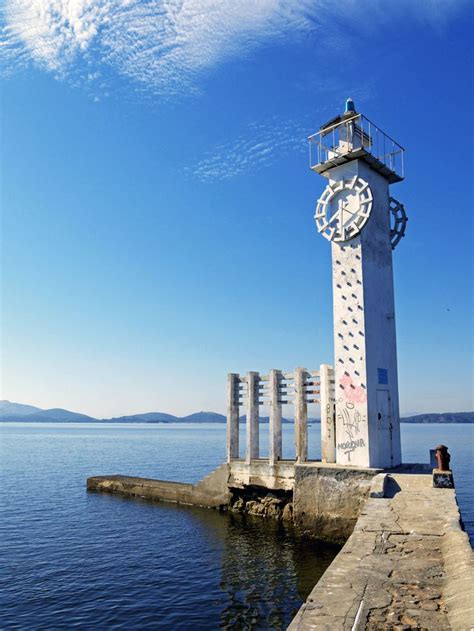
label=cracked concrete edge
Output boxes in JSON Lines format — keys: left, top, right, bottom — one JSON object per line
{"left": 287, "top": 476, "right": 386, "bottom": 631}
{"left": 441, "top": 492, "right": 474, "bottom": 631}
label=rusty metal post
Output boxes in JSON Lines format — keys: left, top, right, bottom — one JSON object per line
{"left": 435, "top": 444, "right": 451, "bottom": 471}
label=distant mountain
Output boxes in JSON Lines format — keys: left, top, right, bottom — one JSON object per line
{"left": 1, "top": 400, "right": 472, "bottom": 424}
{"left": 28, "top": 408, "right": 97, "bottom": 422}
{"left": 401, "top": 412, "right": 474, "bottom": 424}
{"left": 0, "top": 401, "right": 98, "bottom": 423}
{"left": 180, "top": 412, "right": 226, "bottom": 423}
{"left": 105, "top": 412, "right": 227, "bottom": 423}
{"left": 0, "top": 400, "right": 43, "bottom": 416}
{"left": 106, "top": 412, "right": 178, "bottom": 423}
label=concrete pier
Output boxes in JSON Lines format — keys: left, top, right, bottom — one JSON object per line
{"left": 289, "top": 469, "right": 474, "bottom": 631}
{"left": 87, "top": 464, "right": 230, "bottom": 508}
{"left": 87, "top": 461, "right": 473, "bottom": 629}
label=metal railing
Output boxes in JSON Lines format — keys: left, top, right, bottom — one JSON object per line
{"left": 308, "top": 114, "right": 404, "bottom": 180}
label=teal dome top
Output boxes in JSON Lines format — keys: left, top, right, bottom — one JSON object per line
{"left": 345, "top": 98, "right": 356, "bottom": 113}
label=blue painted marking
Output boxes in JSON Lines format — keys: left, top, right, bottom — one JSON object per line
{"left": 378, "top": 368, "right": 388, "bottom": 384}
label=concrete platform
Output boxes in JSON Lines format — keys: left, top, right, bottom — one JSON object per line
{"left": 88, "top": 460, "right": 384, "bottom": 543}
{"left": 288, "top": 471, "right": 474, "bottom": 631}
{"left": 87, "top": 461, "right": 473, "bottom": 628}
{"left": 87, "top": 464, "right": 231, "bottom": 509}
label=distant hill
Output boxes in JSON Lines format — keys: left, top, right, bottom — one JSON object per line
{"left": 1, "top": 400, "right": 472, "bottom": 424}
{"left": 0, "top": 401, "right": 43, "bottom": 416}
{"left": 401, "top": 412, "right": 474, "bottom": 424}
{"left": 0, "top": 402, "right": 98, "bottom": 423}
{"left": 181, "top": 412, "right": 226, "bottom": 423}
{"left": 107, "top": 412, "right": 179, "bottom": 423}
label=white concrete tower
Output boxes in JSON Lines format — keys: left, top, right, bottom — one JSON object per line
{"left": 309, "top": 99, "right": 407, "bottom": 468}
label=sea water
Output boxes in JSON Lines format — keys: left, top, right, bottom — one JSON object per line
{"left": 0, "top": 422, "right": 472, "bottom": 630}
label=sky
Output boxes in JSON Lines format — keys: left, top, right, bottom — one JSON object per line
{"left": 1, "top": 0, "right": 473, "bottom": 418}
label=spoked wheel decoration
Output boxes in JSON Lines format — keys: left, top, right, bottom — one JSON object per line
{"left": 315, "top": 176, "right": 373, "bottom": 243}
{"left": 389, "top": 197, "right": 408, "bottom": 250}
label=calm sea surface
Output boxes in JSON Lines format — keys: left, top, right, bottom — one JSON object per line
{"left": 1, "top": 422, "right": 473, "bottom": 630}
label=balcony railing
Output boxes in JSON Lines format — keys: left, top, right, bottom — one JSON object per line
{"left": 308, "top": 114, "right": 404, "bottom": 183}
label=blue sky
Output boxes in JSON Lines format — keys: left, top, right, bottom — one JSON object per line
{"left": 1, "top": 0, "right": 473, "bottom": 417}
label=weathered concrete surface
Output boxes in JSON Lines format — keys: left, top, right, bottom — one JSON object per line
{"left": 228, "top": 459, "right": 295, "bottom": 491}
{"left": 293, "top": 463, "right": 381, "bottom": 543}
{"left": 289, "top": 471, "right": 474, "bottom": 631}
{"left": 87, "top": 463, "right": 231, "bottom": 508}
{"left": 88, "top": 460, "right": 376, "bottom": 541}
{"left": 325, "top": 159, "right": 402, "bottom": 470}
{"left": 228, "top": 461, "right": 382, "bottom": 542}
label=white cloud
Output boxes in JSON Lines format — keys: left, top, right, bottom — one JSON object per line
{"left": 188, "top": 117, "right": 310, "bottom": 182}
{"left": 187, "top": 72, "right": 378, "bottom": 182}
{"left": 0, "top": 0, "right": 317, "bottom": 92}
{"left": 1, "top": 0, "right": 468, "bottom": 93}
{"left": 1, "top": 0, "right": 469, "bottom": 180}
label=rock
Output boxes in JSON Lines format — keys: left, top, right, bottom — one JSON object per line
{"left": 262, "top": 493, "right": 277, "bottom": 505}
{"left": 267, "top": 497, "right": 282, "bottom": 506}
{"left": 266, "top": 504, "right": 282, "bottom": 519}
{"left": 232, "top": 498, "right": 244, "bottom": 511}
{"left": 282, "top": 502, "right": 294, "bottom": 521}
{"left": 246, "top": 500, "right": 266, "bottom": 516}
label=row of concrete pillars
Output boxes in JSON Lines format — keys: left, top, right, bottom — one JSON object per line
{"left": 226, "top": 364, "right": 336, "bottom": 465}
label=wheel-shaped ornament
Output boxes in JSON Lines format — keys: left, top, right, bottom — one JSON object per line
{"left": 315, "top": 176, "right": 373, "bottom": 243}
{"left": 389, "top": 197, "right": 408, "bottom": 250}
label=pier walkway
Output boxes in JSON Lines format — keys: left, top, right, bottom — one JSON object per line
{"left": 288, "top": 470, "right": 473, "bottom": 631}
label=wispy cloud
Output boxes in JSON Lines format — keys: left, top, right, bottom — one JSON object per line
{"left": 187, "top": 72, "right": 380, "bottom": 182}
{"left": 1, "top": 0, "right": 468, "bottom": 96}
{"left": 0, "top": 0, "right": 317, "bottom": 95}
{"left": 187, "top": 116, "right": 309, "bottom": 182}
{"left": 1, "top": 0, "right": 469, "bottom": 180}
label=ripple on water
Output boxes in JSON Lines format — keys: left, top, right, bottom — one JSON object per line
{"left": 0, "top": 423, "right": 339, "bottom": 630}
{"left": 1, "top": 422, "right": 472, "bottom": 629}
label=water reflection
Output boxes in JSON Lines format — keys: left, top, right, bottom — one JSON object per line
{"left": 93, "top": 495, "right": 339, "bottom": 630}
{"left": 177, "top": 507, "right": 339, "bottom": 630}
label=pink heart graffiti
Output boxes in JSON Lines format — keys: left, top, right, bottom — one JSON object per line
{"left": 339, "top": 374, "right": 367, "bottom": 404}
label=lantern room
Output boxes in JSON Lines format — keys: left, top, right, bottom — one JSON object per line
{"left": 308, "top": 99, "right": 405, "bottom": 184}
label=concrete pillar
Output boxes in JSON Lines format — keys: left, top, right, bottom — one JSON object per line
{"left": 226, "top": 373, "right": 239, "bottom": 462}
{"left": 294, "top": 367, "right": 308, "bottom": 462}
{"left": 246, "top": 371, "right": 259, "bottom": 463}
{"left": 320, "top": 364, "right": 336, "bottom": 463}
{"left": 327, "top": 161, "right": 401, "bottom": 468}
{"left": 269, "top": 369, "right": 282, "bottom": 466}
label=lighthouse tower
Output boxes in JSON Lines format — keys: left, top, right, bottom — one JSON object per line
{"left": 309, "top": 100, "right": 407, "bottom": 469}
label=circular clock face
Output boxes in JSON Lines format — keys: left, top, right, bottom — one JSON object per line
{"left": 315, "top": 176, "right": 373, "bottom": 242}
